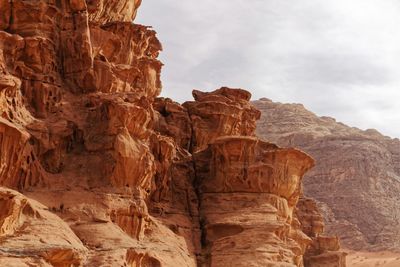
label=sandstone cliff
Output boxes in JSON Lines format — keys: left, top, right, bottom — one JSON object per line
{"left": 0, "top": 1, "right": 345, "bottom": 266}
{"left": 253, "top": 98, "right": 400, "bottom": 252}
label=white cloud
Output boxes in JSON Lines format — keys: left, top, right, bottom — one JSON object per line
{"left": 136, "top": 0, "right": 400, "bottom": 138}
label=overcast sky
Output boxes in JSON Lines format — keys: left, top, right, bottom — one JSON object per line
{"left": 136, "top": 0, "right": 400, "bottom": 138}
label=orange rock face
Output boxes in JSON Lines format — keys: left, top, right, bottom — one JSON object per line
{"left": 184, "top": 88, "right": 261, "bottom": 152}
{"left": 0, "top": 1, "right": 345, "bottom": 266}
{"left": 186, "top": 90, "right": 345, "bottom": 266}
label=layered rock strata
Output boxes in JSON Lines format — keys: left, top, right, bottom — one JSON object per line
{"left": 184, "top": 89, "right": 346, "bottom": 266}
{"left": 253, "top": 98, "right": 400, "bottom": 251}
{"left": 0, "top": 1, "right": 345, "bottom": 266}
{"left": 1, "top": 1, "right": 192, "bottom": 266}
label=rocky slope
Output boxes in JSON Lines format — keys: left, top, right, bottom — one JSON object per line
{"left": 253, "top": 98, "right": 400, "bottom": 252}
{"left": 0, "top": 1, "right": 345, "bottom": 266}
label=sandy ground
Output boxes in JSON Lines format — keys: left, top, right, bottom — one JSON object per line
{"left": 347, "top": 251, "right": 400, "bottom": 267}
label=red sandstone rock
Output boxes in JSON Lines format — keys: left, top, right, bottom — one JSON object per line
{"left": 297, "top": 197, "right": 347, "bottom": 266}
{"left": 0, "top": 187, "right": 87, "bottom": 266}
{"left": 183, "top": 87, "right": 261, "bottom": 152}
{"left": 0, "top": 1, "right": 193, "bottom": 266}
{"left": 194, "top": 137, "right": 315, "bottom": 266}
{"left": 87, "top": 0, "right": 142, "bottom": 25}
{"left": 187, "top": 90, "right": 345, "bottom": 266}
{"left": 0, "top": 1, "right": 346, "bottom": 266}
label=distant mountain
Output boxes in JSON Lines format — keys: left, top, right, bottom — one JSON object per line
{"left": 253, "top": 98, "right": 400, "bottom": 251}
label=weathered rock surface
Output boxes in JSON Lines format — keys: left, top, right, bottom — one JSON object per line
{"left": 0, "top": 1, "right": 193, "bottom": 266}
{"left": 253, "top": 98, "right": 400, "bottom": 252}
{"left": 186, "top": 90, "right": 345, "bottom": 266}
{"left": 0, "top": 1, "right": 345, "bottom": 266}
{"left": 0, "top": 187, "right": 87, "bottom": 266}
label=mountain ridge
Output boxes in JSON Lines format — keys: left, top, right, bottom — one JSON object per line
{"left": 253, "top": 97, "right": 400, "bottom": 251}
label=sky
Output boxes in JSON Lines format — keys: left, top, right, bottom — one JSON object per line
{"left": 136, "top": 0, "right": 400, "bottom": 138}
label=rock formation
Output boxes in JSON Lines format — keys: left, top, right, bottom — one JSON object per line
{"left": 0, "top": 1, "right": 345, "bottom": 266}
{"left": 253, "top": 98, "right": 400, "bottom": 252}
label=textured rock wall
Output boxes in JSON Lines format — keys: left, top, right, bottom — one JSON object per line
{"left": 1, "top": 1, "right": 193, "bottom": 266}
{"left": 253, "top": 98, "right": 400, "bottom": 252}
{"left": 185, "top": 89, "right": 345, "bottom": 266}
{"left": 0, "top": 1, "right": 345, "bottom": 266}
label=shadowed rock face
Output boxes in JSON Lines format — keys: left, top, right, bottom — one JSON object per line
{"left": 253, "top": 98, "right": 400, "bottom": 252}
{"left": 194, "top": 137, "right": 314, "bottom": 266}
{"left": 1, "top": 1, "right": 345, "bottom": 266}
